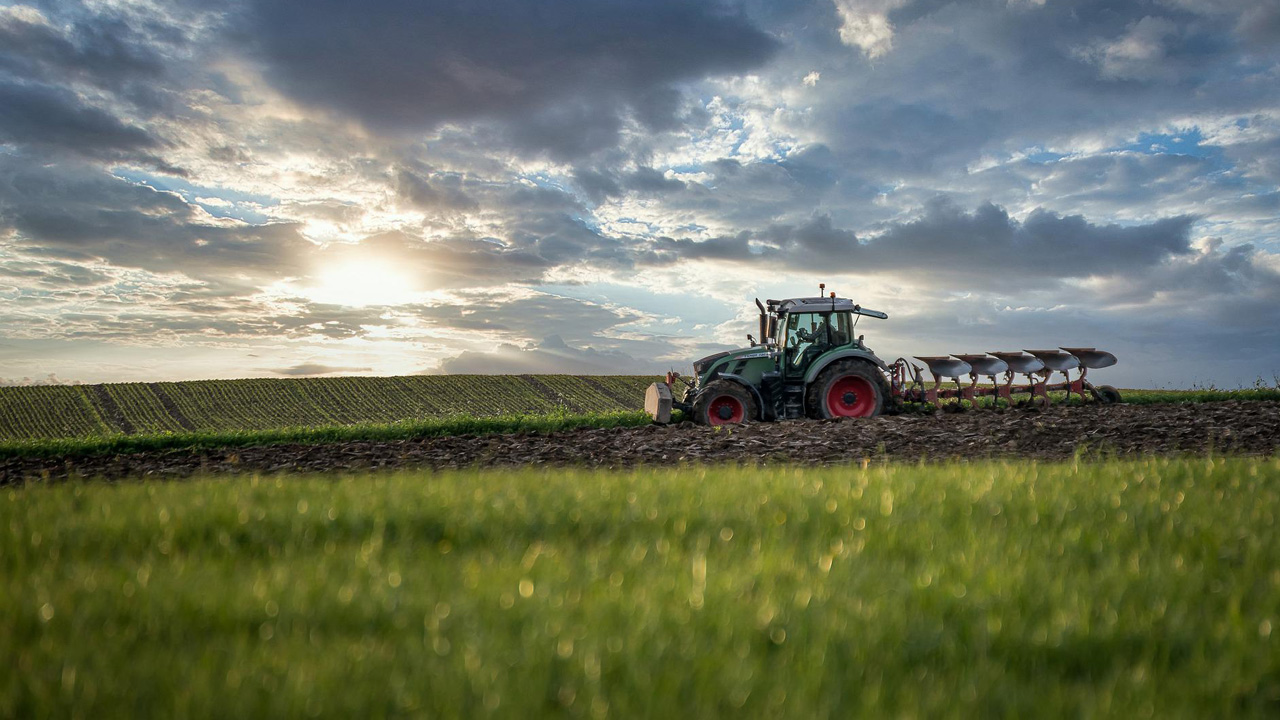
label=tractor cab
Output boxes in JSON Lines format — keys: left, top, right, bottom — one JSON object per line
{"left": 771, "top": 296, "right": 883, "bottom": 381}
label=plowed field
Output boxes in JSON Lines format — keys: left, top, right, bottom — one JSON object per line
{"left": 6, "top": 400, "right": 1277, "bottom": 484}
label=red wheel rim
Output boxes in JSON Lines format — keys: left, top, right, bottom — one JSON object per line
{"left": 707, "top": 395, "right": 745, "bottom": 425}
{"left": 826, "top": 376, "right": 876, "bottom": 417}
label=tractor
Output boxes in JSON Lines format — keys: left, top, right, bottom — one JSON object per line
{"left": 644, "top": 285, "right": 1120, "bottom": 425}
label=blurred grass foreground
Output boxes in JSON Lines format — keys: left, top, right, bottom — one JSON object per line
{"left": 4, "top": 457, "right": 1280, "bottom": 718}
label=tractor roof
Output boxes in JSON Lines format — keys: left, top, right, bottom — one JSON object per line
{"left": 768, "top": 297, "right": 889, "bottom": 319}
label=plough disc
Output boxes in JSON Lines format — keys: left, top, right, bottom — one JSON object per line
{"left": 952, "top": 354, "right": 1008, "bottom": 377}
{"left": 1061, "top": 347, "right": 1117, "bottom": 369}
{"left": 913, "top": 356, "right": 972, "bottom": 379}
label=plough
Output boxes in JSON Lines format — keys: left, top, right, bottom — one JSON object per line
{"left": 891, "top": 348, "right": 1120, "bottom": 410}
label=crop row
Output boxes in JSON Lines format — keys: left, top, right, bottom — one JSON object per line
{"left": 0, "top": 386, "right": 113, "bottom": 439}
{"left": 0, "top": 375, "right": 659, "bottom": 441}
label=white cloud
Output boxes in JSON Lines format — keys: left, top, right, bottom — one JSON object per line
{"left": 832, "top": 0, "right": 907, "bottom": 58}
{"left": 1075, "top": 16, "right": 1180, "bottom": 80}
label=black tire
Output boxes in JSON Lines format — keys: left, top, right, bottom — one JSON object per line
{"left": 806, "top": 360, "right": 889, "bottom": 419}
{"left": 1096, "top": 385, "right": 1122, "bottom": 404}
{"left": 693, "top": 380, "right": 757, "bottom": 426}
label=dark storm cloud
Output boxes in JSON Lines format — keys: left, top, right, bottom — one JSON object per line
{"left": 0, "top": 5, "right": 168, "bottom": 92}
{"left": 393, "top": 167, "right": 478, "bottom": 214}
{"left": 0, "top": 158, "right": 308, "bottom": 281}
{"left": 643, "top": 200, "right": 1196, "bottom": 284}
{"left": 237, "top": 0, "right": 777, "bottom": 156}
{"left": 1094, "top": 238, "right": 1280, "bottom": 306}
{"left": 850, "top": 201, "right": 1195, "bottom": 278}
{"left": 0, "top": 258, "right": 113, "bottom": 289}
{"left": 3, "top": 292, "right": 396, "bottom": 343}
{"left": 572, "top": 166, "right": 686, "bottom": 203}
{"left": 0, "top": 80, "right": 160, "bottom": 158}
{"left": 806, "top": 0, "right": 1280, "bottom": 177}
{"left": 631, "top": 147, "right": 877, "bottom": 230}
{"left": 0, "top": 5, "right": 191, "bottom": 172}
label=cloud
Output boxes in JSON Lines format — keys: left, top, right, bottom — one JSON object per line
{"left": 572, "top": 166, "right": 687, "bottom": 204}
{"left": 271, "top": 362, "right": 373, "bottom": 376}
{"left": 407, "top": 291, "right": 645, "bottom": 346}
{"left": 0, "top": 158, "right": 308, "bottom": 283}
{"left": 1074, "top": 16, "right": 1180, "bottom": 81}
{"left": 832, "top": 0, "right": 907, "bottom": 58}
{"left": 393, "top": 167, "right": 478, "bottom": 214}
{"left": 434, "top": 335, "right": 658, "bottom": 375}
{"left": 0, "top": 4, "right": 167, "bottom": 93}
{"left": 641, "top": 200, "right": 1196, "bottom": 286}
{"left": 1091, "top": 237, "right": 1280, "bottom": 306}
{"left": 0, "top": 372, "right": 76, "bottom": 387}
{"left": 237, "top": 0, "right": 778, "bottom": 157}
{"left": 0, "top": 80, "right": 168, "bottom": 164}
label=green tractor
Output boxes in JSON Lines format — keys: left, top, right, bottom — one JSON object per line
{"left": 646, "top": 285, "right": 892, "bottom": 425}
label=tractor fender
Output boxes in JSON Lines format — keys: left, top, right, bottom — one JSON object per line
{"left": 804, "top": 350, "right": 890, "bottom": 385}
{"left": 695, "top": 373, "right": 766, "bottom": 419}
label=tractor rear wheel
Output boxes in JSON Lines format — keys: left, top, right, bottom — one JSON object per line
{"left": 807, "top": 360, "right": 888, "bottom": 419}
{"left": 694, "top": 380, "right": 757, "bottom": 426}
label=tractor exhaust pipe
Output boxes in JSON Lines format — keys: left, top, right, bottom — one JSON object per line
{"left": 755, "top": 298, "right": 767, "bottom": 348}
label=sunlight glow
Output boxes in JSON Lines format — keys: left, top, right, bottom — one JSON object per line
{"left": 305, "top": 259, "right": 420, "bottom": 307}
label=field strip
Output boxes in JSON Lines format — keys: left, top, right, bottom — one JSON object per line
{"left": 4, "top": 400, "right": 1278, "bottom": 484}
{"left": 0, "top": 374, "right": 660, "bottom": 442}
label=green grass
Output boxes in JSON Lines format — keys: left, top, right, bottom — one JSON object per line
{"left": 0, "top": 375, "right": 659, "bottom": 441}
{"left": 4, "top": 458, "right": 1279, "bottom": 718}
{"left": 0, "top": 410, "right": 655, "bottom": 460}
{"left": 1119, "top": 388, "right": 1280, "bottom": 404}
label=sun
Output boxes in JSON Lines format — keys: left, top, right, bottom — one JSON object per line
{"left": 305, "top": 259, "right": 419, "bottom": 307}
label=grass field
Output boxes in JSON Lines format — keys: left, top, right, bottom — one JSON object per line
{"left": 4, "top": 458, "right": 1279, "bottom": 718}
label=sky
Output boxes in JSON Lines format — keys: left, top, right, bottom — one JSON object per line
{"left": 1, "top": 0, "right": 1278, "bottom": 388}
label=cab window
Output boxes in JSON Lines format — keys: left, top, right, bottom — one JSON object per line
{"left": 785, "top": 312, "right": 836, "bottom": 372}
{"left": 786, "top": 312, "right": 828, "bottom": 349}
{"left": 829, "top": 312, "right": 851, "bottom": 346}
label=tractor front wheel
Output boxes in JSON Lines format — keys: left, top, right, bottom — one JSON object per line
{"left": 694, "top": 381, "right": 757, "bottom": 426}
{"left": 808, "top": 361, "right": 888, "bottom": 419}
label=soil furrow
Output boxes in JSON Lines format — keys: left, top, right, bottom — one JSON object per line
{"left": 89, "top": 385, "right": 136, "bottom": 436}
{"left": 4, "top": 401, "right": 1278, "bottom": 484}
{"left": 147, "top": 383, "right": 197, "bottom": 432}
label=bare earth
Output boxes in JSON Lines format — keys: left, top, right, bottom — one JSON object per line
{"left": 3, "top": 401, "right": 1278, "bottom": 484}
